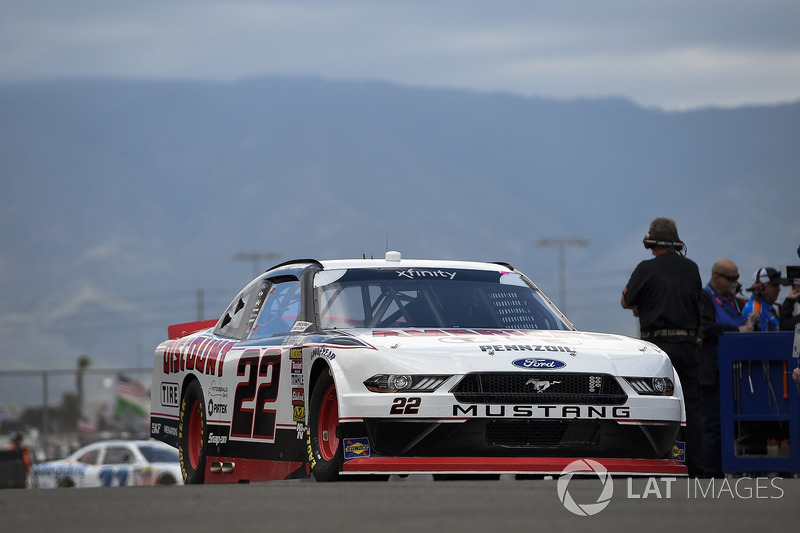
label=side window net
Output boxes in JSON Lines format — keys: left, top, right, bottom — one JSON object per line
{"left": 488, "top": 291, "right": 539, "bottom": 330}
{"left": 249, "top": 280, "right": 301, "bottom": 339}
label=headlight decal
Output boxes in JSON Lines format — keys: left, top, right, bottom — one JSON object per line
{"left": 363, "top": 374, "right": 450, "bottom": 393}
{"left": 624, "top": 377, "right": 675, "bottom": 396}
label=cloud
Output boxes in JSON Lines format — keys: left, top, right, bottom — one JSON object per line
{"left": 1, "top": 1, "right": 799, "bottom": 109}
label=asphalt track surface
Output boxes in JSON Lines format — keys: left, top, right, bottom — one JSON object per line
{"left": 1, "top": 475, "right": 797, "bottom": 533}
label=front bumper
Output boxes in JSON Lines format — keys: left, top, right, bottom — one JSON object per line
{"left": 342, "top": 456, "right": 687, "bottom": 476}
{"left": 353, "top": 418, "right": 679, "bottom": 459}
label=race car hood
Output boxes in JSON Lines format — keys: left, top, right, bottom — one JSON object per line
{"left": 330, "top": 328, "right": 671, "bottom": 377}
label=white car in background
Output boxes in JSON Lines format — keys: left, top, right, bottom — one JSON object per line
{"left": 34, "top": 439, "right": 183, "bottom": 487}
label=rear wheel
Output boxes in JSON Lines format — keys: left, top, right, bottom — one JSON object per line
{"left": 308, "top": 371, "right": 342, "bottom": 481}
{"left": 178, "top": 380, "right": 206, "bottom": 484}
{"left": 156, "top": 473, "right": 177, "bottom": 485}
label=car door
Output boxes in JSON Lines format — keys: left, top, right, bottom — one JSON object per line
{"left": 94, "top": 444, "right": 137, "bottom": 487}
{"left": 217, "top": 277, "right": 303, "bottom": 450}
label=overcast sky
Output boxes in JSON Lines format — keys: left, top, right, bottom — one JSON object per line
{"left": 2, "top": 0, "right": 800, "bottom": 110}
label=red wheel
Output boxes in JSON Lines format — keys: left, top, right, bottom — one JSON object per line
{"left": 187, "top": 397, "right": 203, "bottom": 468}
{"left": 308, "top": 371, "right": 342, "bottom": 481}
{"left": 317, "top": 385, "right": 340, "bottom": 461}
{"left": 178, "top": 380, "right": 206, "bottom": 484}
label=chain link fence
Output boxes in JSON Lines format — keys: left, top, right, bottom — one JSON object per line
{"left": 0, "top": 368, "right": 153, "bottom": 461}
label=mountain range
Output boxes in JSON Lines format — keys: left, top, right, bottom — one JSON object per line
{"left": 1, "top": 76, "right": 798, "bottom": 408}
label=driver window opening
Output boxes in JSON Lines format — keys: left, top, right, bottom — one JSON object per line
{"left": 249, "top": 279, "right": 301, "bottom": 339}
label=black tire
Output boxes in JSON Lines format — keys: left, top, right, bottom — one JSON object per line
{"left": 307, "top": 371, "right": 343, "bottom": 481}
{"left": 157, "top": 474, "right": 177, "bottom": 485}
{"left": 178, "top": 380, "right": 207, "bottom": 484}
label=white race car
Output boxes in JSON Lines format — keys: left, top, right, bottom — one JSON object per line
{"left": 34, "top": 439, "right": 183, "bottom": 487}
{"left": 150, "top": 253, "right": 686, "bottom": 483}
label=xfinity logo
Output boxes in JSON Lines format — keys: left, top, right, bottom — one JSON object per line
{"left": 512, "top": 358, "right": 567, "bottom": 370}
{"left": 396, "top": 268, "right": 457, "bottom": 280}
{"left": 526, "top": 378, "right": 561, "bottom": 392}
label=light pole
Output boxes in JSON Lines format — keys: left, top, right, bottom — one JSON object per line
{"left": 232, "top": 251, "right": 280, "bottom": 279}
{"left": 535, "top": 238, "right": 589, "bottom": 315}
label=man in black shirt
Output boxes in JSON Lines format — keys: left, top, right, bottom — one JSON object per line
{"left": 621, "top": 217, "right": 703, "bottom": 477}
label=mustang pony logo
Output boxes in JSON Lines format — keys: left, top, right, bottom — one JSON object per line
{"left": 525, "top": 378, "right": 561, "bottom": 392}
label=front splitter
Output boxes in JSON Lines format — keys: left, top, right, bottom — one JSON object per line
{"left": 342, "top": 456, "right": 687, "bottom": 476}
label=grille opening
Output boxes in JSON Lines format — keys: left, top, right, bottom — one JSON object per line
{"left": 486, "top": 419, "right": 601, "bottom": 448}
{"left": 452, "top": 373, "right": 627, "bottom": 405}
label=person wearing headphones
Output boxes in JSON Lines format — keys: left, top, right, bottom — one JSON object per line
{"left": 741, "top": 267, "right": 784, "bottom": 331}
{"left": 621, "top": 217, "right": 703, "bottom": 477}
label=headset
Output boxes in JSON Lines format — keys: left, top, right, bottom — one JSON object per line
{"left": 748, "top": 267, "right": 771, "bottom": 293}
{"left": 643, "top": 234, "right": 685, "bottom": 252}
{"left": 750, "top": 267, "right": 764, "bottom": 292}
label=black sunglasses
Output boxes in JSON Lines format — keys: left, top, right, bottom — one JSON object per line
{"left": 716, "top": 273, "right": 740, "bottom": 282}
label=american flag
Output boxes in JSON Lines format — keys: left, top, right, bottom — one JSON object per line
{"left": 77, "top": 416, "right": 97, "bottom": 433}
{"left": 114, "top": 374, "right": 149, "bottom": 418}
{"left": 115, "top": 374, "right": 147, "bottom": 399}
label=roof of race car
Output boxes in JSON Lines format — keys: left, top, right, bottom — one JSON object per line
{"left": 266, "top": 252, "right": 515, "bottom": 274}
{"left": 72, "top": 439, "right": 176, "bottom": 452}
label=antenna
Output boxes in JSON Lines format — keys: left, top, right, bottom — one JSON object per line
{"left": 386, "top": 235, "right": 389, "bottom": 253}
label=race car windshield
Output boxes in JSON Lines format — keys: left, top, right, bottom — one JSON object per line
{"left": 137, "top": 444, "right": 179, "bottom": 463}
{"left": 314, "top": 268, "right": 569, "bottom": 331}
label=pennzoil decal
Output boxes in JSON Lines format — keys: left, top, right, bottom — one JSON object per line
{"left": 343, "top": 438, "right": 371, "bottom": 459}
{"left": 484, "top": 345, "right": 575, "bottom": 353}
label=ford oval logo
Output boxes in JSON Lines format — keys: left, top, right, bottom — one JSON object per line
{"left": 512, "top": 358, "right": 566, "bottom": 370}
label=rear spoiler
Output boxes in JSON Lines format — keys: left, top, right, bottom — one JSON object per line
{"left": 168, "top": 319, "right": 218, "bottom": 340}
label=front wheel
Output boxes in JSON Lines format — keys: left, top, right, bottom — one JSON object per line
{"left": 307, "top": 371, "right": 342, "bottom": 481}
{"left": 178, "top": 380, "right": 207, "bottom": 484}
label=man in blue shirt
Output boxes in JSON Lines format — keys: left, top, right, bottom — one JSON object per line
{"left": 742, "top": 267, "right": 783, "bottom": 331}
{"left": 699, "top": 258, "right": 753, "bottom": 477}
